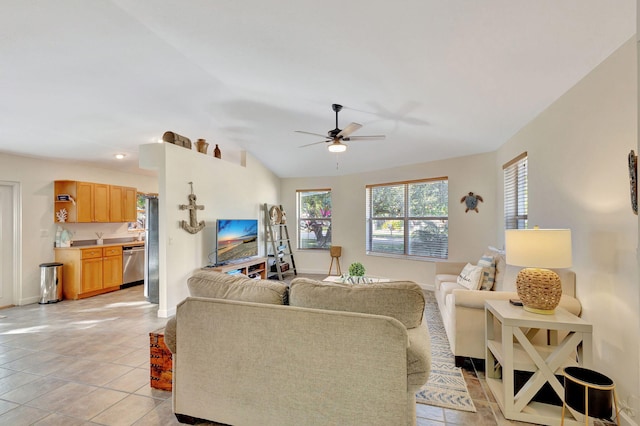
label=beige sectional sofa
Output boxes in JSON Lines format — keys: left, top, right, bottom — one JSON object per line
{"left": 165, "top": 271, "right": 431, "bottom": 426}
{"left": 434, "top": 248, "right": 582, "bottom": 366}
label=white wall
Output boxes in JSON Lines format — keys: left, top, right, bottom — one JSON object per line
{"left": 281, "top": 152, "right": 497, "bottom": 287}
{"left": 140, "top": 143, "right": 280, "bottom": 317}
{"left": 0, "top": 152, "right": 158, "bottom": 304}
{"left": 497, "top": 37, "right": 639, "bottom": 419}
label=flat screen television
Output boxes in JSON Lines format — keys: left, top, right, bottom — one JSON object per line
{"left": 216, "top": 219, "right": 259, "bottom": 265}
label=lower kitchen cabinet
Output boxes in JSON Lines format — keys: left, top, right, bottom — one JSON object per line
{"left": 102, "top": 247, "right": 123, "bottom": 288}
{"left": 55, "top": 246, "right": 123, "bottom": 299}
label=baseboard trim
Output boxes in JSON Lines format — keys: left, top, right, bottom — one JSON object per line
{"left": 19, "top": 296, "right": 41, "bottom": 306}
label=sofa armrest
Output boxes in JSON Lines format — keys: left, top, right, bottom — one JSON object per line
{"left": 164, "top": 316, "right": 177, "bottom": 353}
{"left": 452, "top": 289, "right": 582, "bottom": 316}
{"left": 452, "top": 289, "right": 518, "bottom": 309}
{"left": 406, "top": 321, "right": 431, "bottom": 392}
{"left": 435, "top": 261, "right": 467, "bottom": 275}
{"left": 558, "top": 294, "right": 582, "bottom": 316}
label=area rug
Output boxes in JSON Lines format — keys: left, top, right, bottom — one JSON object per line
{"left": 415, "top": 290, "right": 477, "bottom": 413}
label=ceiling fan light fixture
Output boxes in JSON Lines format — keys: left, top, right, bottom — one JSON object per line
{"left": 328, "top": 142, "right": 347, "bottom": 153}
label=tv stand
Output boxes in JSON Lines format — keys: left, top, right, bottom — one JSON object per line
{"left": 208, "top": 257, "right": 267, "bottom": 280}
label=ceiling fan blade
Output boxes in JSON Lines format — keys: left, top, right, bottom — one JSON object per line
{"left": 295, "top": 130, "right": 330, "bottom": 138}
{"left": 343, "top": 135, "right": 386, "bottom": 141}
{"left": 299, "top": 140, "right": 329, "bottom": 148}
{"left": 336, "top": 122, "right": 362, "bottom": 138}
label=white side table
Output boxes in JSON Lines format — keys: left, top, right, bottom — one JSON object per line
{"left": 485, "top": 300, "right": 592, "bottom": 426}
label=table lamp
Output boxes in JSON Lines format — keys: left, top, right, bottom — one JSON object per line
{"left": 505, "top": 228, "right": 572, "bottom": 314}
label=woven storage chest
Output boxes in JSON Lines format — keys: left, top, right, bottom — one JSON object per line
{"left": 149, "top": 328, "right": 173, "bottom": 391}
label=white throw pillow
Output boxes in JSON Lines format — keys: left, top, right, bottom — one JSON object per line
{"left": 456, "top": 263, "right": 485, "bottom": 290}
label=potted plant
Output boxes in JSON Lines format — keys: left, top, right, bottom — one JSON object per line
{"left": 348, "top": 262, "right": 366, "bottom": 277}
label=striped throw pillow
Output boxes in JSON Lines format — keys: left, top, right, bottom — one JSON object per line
{"left": 477, "top": 255, "right": 496, "bottom": 290}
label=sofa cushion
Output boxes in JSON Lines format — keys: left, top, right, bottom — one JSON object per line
{"left": 289, "top": 278, "right": 425, "bottom": 329}
{"left": 188, "top": 270, "right": 288, "bottom": 305}
{"left": 456, "top": 263, "right": 485, "bottom": 290}
{"left": 477, "top": 255, "right": 496, "bottom": 290}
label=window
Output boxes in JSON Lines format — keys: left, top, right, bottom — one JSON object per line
{"left": 366, "top": 178, "right": 448, "bottom": 259}
{"left": 297, "top": 189, "right": 332, "bottom": 249}
{"left": 504, "top": 152, "right": 528, "bottom": 229}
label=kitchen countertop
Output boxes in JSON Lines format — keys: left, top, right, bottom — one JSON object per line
{"left": 54, "top": 240, "right": 145, "bottom": 250}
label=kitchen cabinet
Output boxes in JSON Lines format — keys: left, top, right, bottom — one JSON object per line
{"left": 109, "top": 186, "right": 124, "bottom": 222}
{"left": 54, "top": 180, "right": 136, "bottom": 223}
{"left": 56, "top": 245, "right": 123, "bottom": 299}
{"left": 81, "top": 182, "right": 109, "bottom": 223}
{"left": 102, "top": 246, "right": 123, "bottom": 288}
{"left": 123, "top": 187, "right": 137, "bottom": 222}
{"left": 110, "top": 186, "right": 137, "bottom": 223}
{"left": 76, "top": 181, "right": 93, "bottom": 223}
{"left": 94, "top": 183, "right": 110, "bottom": 222}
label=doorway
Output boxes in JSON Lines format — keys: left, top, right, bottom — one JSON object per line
{"left": 0, "top": 182, "right": 20, "bottom": 307}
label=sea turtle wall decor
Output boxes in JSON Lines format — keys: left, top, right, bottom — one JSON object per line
{"left": 460, "top": 192, "right": 484, "bottom": 213}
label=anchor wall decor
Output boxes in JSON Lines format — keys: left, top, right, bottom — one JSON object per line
{"left": 179, "top": 182, "right": 206, "bottom": 234}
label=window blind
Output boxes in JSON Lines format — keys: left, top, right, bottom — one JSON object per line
{"left": 366, "top": 178, "right": 448, "bottom": 259}
{"left": 503, "top": 153, "right": 528, "bottom": 229}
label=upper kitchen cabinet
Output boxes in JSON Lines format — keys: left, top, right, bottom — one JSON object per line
{"left": 123, "top": 187, "right": 137, "bottom": 222}
{"left": 94, "top": 183, "right": 110, "bottom": 222}
{"left": 109, "top": 186, "right": 124, "bottom": 222}
{"left": 109, "top": 185, "right": 137, "bottom": 222}
{"left": 80, "top": 182, "right": 109, "bottom": 223}
{"left": 54, "top": 180, "right": 136, "bottom": 223}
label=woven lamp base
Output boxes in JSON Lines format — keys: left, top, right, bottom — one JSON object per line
{"left": 516, "top": 268, "right": 562, "bottom": 315}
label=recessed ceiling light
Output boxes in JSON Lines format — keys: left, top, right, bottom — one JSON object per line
{"left": 157, "top": 138, "right": 163, "bottom": 143}
{"left": 114, "top": 153, "right": 126, "bottom": 160}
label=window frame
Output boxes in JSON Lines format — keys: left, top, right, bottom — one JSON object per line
{"left": 503, "top": 152, "right": 528, "bottom": 230}
{"left": 296, "top": 188, "right": 332, "bottom": 250}
{"left": 366, "top": 177, "right": 449, "bottom": 259}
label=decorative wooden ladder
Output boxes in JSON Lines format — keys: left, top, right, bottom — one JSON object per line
{"left": 264, "top": 203, "right": 297, "bottom": 280}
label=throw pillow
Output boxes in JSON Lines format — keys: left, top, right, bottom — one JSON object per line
{"left": 477, "top": 255, "right": 496, "bottom": 290}
{"left": 289, "top": 278, "right": 425, "bottom": 329}
{"left": 485, "top": 246, "right": 506, "bottom": 289}
{"left": 456, "top": 263, "right": 485, "bottom": 290}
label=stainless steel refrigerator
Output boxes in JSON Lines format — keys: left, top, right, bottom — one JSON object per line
{"left": 144, "top": 195, "right": 159, "bottom": 304}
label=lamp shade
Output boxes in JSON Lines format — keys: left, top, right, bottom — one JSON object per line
{"left": 505, "top": 229, "right": 572, "bottom": 269}
{"left": 328, "top": 142, "right": 347, "bottom": 153}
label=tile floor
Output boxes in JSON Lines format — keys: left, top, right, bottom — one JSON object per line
{"left": 0, "top": 283, "right": 538, "bottom": 425}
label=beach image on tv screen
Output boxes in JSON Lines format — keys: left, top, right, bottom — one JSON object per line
{"left": 217, "top": 219, "right": 258, "bottom": 263}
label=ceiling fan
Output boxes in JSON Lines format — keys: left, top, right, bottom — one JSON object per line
{"left": 296, "top": 104, "right": 386, "bottom": 153}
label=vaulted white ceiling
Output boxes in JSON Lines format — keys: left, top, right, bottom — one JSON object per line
{"left": 0, "top": 1, "right": 635, "bottom": 177}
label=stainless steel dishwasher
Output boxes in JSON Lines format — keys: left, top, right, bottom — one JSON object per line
{"left": 122, "top": 245, "right": 145, "bottom": 286}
